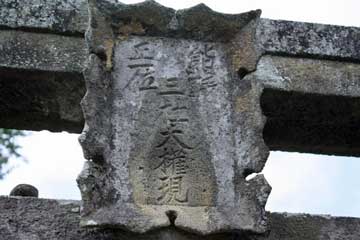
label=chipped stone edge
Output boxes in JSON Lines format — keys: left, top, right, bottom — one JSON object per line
{"left": 79, "top": 0, "right": 270, "bottom": 235}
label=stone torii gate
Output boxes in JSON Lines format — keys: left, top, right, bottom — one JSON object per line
{"left": 0, "top": 0, "right": 360, "bottom": 239}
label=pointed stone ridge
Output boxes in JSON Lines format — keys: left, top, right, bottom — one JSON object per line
{"left": 87, "top": 0, "right": 261, "bottom": 41}
{"left": 78, "top": 0, "right": 270, "bottom": 235}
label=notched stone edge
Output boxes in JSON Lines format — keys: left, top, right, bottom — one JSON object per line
{"left": 174, "top": 4, "right": 261, "bottom": 42}
{"left": 83, "top": 0, "right": 265, "bottom": 161}
{"left": 86, "top": 0, "right": 115, "bottom": 71}
{"left": 79, "top": 54, "right": 111, "bottom": 163}
{"left": 80, "top": 0, "right": 271, "bottom": 235}
{"left": 88, "top": 0, "right": 261, "bottom": 42}
{"left": 232, "top": 76, "right": 272, "bottom": 233}
{"left": 86, "top": 0, "right": 263, "bottom": 75}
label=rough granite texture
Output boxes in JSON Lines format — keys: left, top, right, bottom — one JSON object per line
{"left": 0, "top": 0, "right": 360, "bottom": 139}
{"left": 0, "top": 0, "right": 360, "bottom": 238}
{"left": 0, "top": 36, "right": 359, "bottom": 155}
{"left": 78, "top": 0, "right": 270, "bottom": 235}
{"left": 0, "top": 1, "right": 359, "bottom": 153}
{"left": 0, "top": 67, "right": 85, "bottom": 132}
{"left": 0, "top": 27, "right": 86, "bottom": 132}
{"left": 0, "top": 0, "right": 88, "bottom": 35}
{"left": 254, "top": 56, "right": 360, "bottom": 156}
{"left": 258, "top": 18, "right": 360, "bottom": 62}
{"left": 257, "top": 56, "right": 360, "bottom": 97}
{"left": 1, "top": 0, "right": 359, "bottom": 61}
{"left": 1, "top": 196, "right": 360, "bottom": 240}
{"left": 0, "top": 30, "right": 86, "bottom": 72}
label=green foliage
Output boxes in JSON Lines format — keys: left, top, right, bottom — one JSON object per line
{"left": 0, "top": 129, "right": 26, "bottom": 179}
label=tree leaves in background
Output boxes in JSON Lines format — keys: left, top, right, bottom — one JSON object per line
{"left": 0, "top": 129, "right": 26, "bottom": 179}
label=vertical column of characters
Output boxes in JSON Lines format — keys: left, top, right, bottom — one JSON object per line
{"left": 154, "top": 76, "right": 193, "bottom": 204}
{"left": 186, "top": 43, "right": 217, "bottom": 91}
{"left": 127, "top": 41, "right": 158, "bottom": 91}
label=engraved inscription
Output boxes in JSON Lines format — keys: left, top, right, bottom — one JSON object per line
{"left": 155, "top": 144, "right": 191, "bottom": 204}
{"left": 127, "top": 38, "right": 218, "bottom": 206}
{"left": 127, "top": 41, "right": 158, "bottom": 91}
{"left": 154, "top": 77, "right": 192, "bottom": 204}
{"left": 81, "top": 4, "right": 271, "bottom": 233}
{"left": 186, "top": 44, "right": 217, "bottom": 90}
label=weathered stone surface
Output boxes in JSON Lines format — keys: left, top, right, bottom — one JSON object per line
{"left": 78, "top": 0, "right": 270, "bottom": 235}
{"left": 257, "top": 55, "right": 360, "bottom": 97}
{"left": 0, "top": 29, "right": 86, "bottom": 132}
{"left": 1, "top": 52, "right": 359, "bottom": 157}
{"left": 254, "top": 55, "right": 360, "bottom": 156}
{"left": 0, "top": 0, "right": 88, "bottom": 35}
{"left": 1, "top": 0, "right": 359, "bottom": 62}
{"left": 0, "top": 67, "right": 85, "bottom": 132}
{"left": 0, "top": 30, "right": 86, "bottom": 72}
{"left": 262, "top": 89, "right": 360, "bottom": 156}
{"left": 0, "top": 0, "right": 360, "bottom": 238}
{"left": 86, "top": 0, "right": 261, "bottom": 41}
{"left": 0, "top": 196, "right": 84, "bottom": 240}
{"left": 261, "top": 213, "right": 360, "bottom": 240}
{"left": 258, "top": 18, "right": 360, "bottom": 62}
{"left": 0, "top": 3, "right": 358, "bottom": 154}
{"left": 0, "top": 2, "right": 359, "bottom": 158}
{"left": 1, "top": 196, "right": 360, "bottom": 240}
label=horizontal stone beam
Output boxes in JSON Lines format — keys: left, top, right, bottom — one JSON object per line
{"left": 1, "top": 0, "right": 359, "bottom": 62}
{"left": 0, "top": 30, "right": 85, "bottom": 73}
{"left": 0, "top": 196, "right": 359, "bottom": 240}
{"left": 256, "top": 56, "right": 360, "bottom": 156}
{"left": 0, "top": 0, "right": 359, "bottom": 157}
{"left": 0, "top": 0, "right": 88, "bottom": 35}
{"left": 258, "top": 19, "right": 360, "bottom": 62}
{"left": 0, "top": 30, "right": 85, "bottom": 132}
{"left": 0, "top": 67, "right": 84, "bottom": 133}
{"left": 1, "top": 1, "right": 359, "bottom": 77}
{"left": 1, "top": 38, "right": 359, "bottom": 156}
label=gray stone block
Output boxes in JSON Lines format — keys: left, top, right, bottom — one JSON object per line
{"left": 0, "top": 0, "right": 88, "bottom": 34}
{"left": 1, "top": 196, "right": 360, "bottom": 240}
{"left": 78, "top": 0, "right": 270, "bottom": 235}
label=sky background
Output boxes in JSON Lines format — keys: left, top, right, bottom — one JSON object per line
{"left": 0, "top": 0, "right": 359, "bottom": 217}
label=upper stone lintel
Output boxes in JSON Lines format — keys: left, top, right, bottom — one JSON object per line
{"left": 89, "top": 0, "right": 261, "bottom": 41}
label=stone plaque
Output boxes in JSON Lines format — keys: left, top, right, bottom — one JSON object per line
{"left": 78, "top": 0, "right": 271, "bottom": 235}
